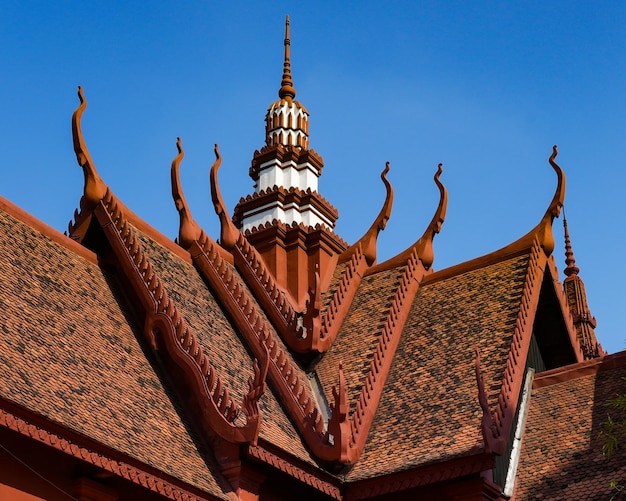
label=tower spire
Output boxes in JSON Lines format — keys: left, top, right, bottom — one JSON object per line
{"left": 279, "top": 15, "right": 296, "bottom": 101}
{"left": 561, "top": 210, "right": 602, "bottom": 359}
{"left": 563, "top": 212, "right": 580, "bottom": 278}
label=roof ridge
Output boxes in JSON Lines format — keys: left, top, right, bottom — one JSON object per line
{"left": 95, "top": 189, "right": 266, "bottom": 446}
{"left": 316, "top": 243, "right": 369, "bottom": 351}
{"left": 339, "top": 161, "right": 393, "bottom": 267}
{"left": 341, "top": 246, "right": 429, "bottom": 464}
{"left": 190, "top": 231, "right": 358, "bottom": 464}
{"left": 490, "top": 237, "right": 546, "bottom": 450}
{"left": 370, "top": 164, "right": 446, "bottom": 274}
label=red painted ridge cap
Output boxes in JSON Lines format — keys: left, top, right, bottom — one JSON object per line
{"left": 533, "top": 350, "right": 626, "bottom": 389}
{"left": 0, "top": 195, "right": 98, "bottom": 265}
{"left": 115, "top": 197, "right": 196, "bottom": 265}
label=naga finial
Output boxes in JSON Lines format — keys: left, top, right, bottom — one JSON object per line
{"left": 278, "top": 15, "right": 296, "bottom": 102}
{"left": 71, "top": 86, "right": 107, "bottom": 210}
{"left": 535, "top": 145, "right": 566, "bottom": 256}
{"left": 414, "top": 164, "right": 448, "bottom": 269}
{"left": 340, "top": 162, "right": 394, "bottom": 265}
{"left": 563, "top": 210, "right": 580, "bottom": 278}
{"left": 171, "top": 137, "right": 202, "bottom": 250}
{"left": 209, "top": 144, "right": 239, "bottom": 250}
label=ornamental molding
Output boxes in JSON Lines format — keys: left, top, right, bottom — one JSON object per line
{"left": 0, "top": 401, "right": 217, "bottom": 501}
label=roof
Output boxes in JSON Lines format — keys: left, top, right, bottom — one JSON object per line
{"left": 0, "top": 31, "right": 605, "bottom": 498}
{"left": 344, "top": 252, "right": 532, "bottom": 481}
{"left": 0, "top": 199, "right": 229, "bottom": 499}
{"left": 516, "top": 352, "right": 626, "bottom": 500}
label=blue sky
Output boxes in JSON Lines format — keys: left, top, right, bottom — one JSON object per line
{"left": 2, "top": 1, "right": 625, "bottom": 352}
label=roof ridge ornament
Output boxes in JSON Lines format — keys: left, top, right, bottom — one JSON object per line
{"left": 210, "top": 144, "right": 239, "bottom": 250}
{"left": 536, "top": 145, "right": 565, "bottom": 256}
{"left": 170, "top": 138, "right": 202, "bottom": 250}
{"left": 71, "top": 86, "right": 107, "bottom": 210}
{"left": 278, "top": 15, "right": 296, "bottom": 102}
{"left": 340, "top": 162, "right": 394, "bottom": 266}
{"left": 373, "top": 164, "right": 447, "bottom": 272}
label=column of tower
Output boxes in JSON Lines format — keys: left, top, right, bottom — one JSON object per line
{"left": 232, "top": 16, "right": 346, "bottom": 308}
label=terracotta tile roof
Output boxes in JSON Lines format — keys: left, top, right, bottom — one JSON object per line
{"left": 315, "top": 266, "right": 405, "bottom": 410}
{"left": 0, "top": 208, "right": 229, "bottom": 498}
{"left": 134, "top": 228, "right": 318, "bottom": 466}
{"left": 345, "top": 253, "right": 531, "bottom": 481}
{"left": 516, "top": 353, "right": 626, "bottom": 500}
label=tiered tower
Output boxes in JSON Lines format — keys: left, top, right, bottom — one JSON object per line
{"left": 233, "top": 16, "right": 346, "bottom": 308}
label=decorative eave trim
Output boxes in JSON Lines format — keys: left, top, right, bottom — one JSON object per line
{"left": 339, "top": 162, "right": 393, "bottom": 266}
{"left": 344, "top": 452, "right": 495, "bottom": 500}
{"left": 491, "top": 238, "right": 546, "bottom": 453}
{"left": 311, "top": 244, "right": 368, "bottom": 352}
{"left": 475, "top": 348, "right": 506, "bottom": 455}
{"left": 250, "top": 144, "right": 324, "bottom": 180}
{"left": 340, "top": 248, "right": 429, "bottom": 464}
{"left": 189, "top": 232, "right": 354, "bottom": 463}
{"left": 94, "top": 191, "right": 265, "bottom": 448}
{"left": 0, "top": 195, "right": 98, "bottom": 265}
{"left": 243, "top": 220, "right": 348, "bottom": 254}
{"left": 233, "top": 185, "right": 339, "bottom": 228}
{"left": 0, "top": 399, "right": 221, "bottom": 501}
{"left": 230, "top": 232, "right": 307, "bottom": 346}
{"left": 370, "top": 164, "right": 446, "bottom": 274}
{"left": 246, "top": 442, "right": 342, "bottom": 500}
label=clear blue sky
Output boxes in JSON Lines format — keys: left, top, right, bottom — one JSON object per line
{"left": 2, "top": 1, "right": 625, "bottom": 352}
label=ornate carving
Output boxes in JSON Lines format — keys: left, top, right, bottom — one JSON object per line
{"left": 246, "top": 445, "right": 342, "bottom": 499}
{"left": 474, "top": 348, "right": 506, "bottom": 455}
{"left": 374, "top": 164, "right": 447, "bottom": 272}
{"left": 95, "top": 189, "right": 264, "bottom": 446}
{"left": 190, "top": 232, "right": 356, "bottom": 460}
{"left": 0, "top": 406, "right": 210, "bottom": 501}
{"left": 344, "top": 247, "right": 427, "bottom": 463}
{"left": 491, "top": 238, "right": 546, "bottom": 447}
{"left": 340, "top": 162, "right": 394, "bottom": 266}
{"left": 210, "top": 144, "right": 239, "bottom": 250}
{"left": 68, "top": 86, "right": 108, "bottom": 242}
{"left": 170, "top": 137, "right": 202, "bottom": 249}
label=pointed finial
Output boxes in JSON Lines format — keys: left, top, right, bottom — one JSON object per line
{"left": 563, "top": 210, "right": 580, "bottom": 278}
{"left": 278, "top": 15, "right": 296, "bottom": 101}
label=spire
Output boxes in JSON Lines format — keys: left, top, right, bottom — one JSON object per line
{"left": 560, "top": 211, "right": 602, "bottom": 359}
{"left": 279, "top": 15, "right": 296, "bottom": 101}
{"left": 563, "top": 212, "right": 580, "bottom": 278}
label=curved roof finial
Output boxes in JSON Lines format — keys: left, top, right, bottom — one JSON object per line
{"left": 71, "top": 86, "right": 107, "bottom": 209}
{"left": 339, "top": 162, "right": 394, "bottom": 265}
{"left": 563, "top": 210, "right": 580, "bottom": 278}
{"left": 171, "top": 138, "right": 202, "bottom": 250}
{"left": 535, "top": 145, "right": 565, "bottom": 256}
{"left": 210, "top": 144, "right": 239, "bottom": 250}
{"left": 278, "top": 15, "right": 296, "bottom": 102}
{"left": 415, "top": 164, "right": 448, "bottom": 269}
{"left": 374, "top": 164, "right": 447, "bottom": 271}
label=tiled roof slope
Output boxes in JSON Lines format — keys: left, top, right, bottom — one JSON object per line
{"left": 134, "top": 227, "right": 317, "bottom": 466}
{"left": 516, "top": 352, "right": 626, "bottom": 500}
{"left": 315, "top": 266, "right": 406, "bottom": 409}
{"left": 345, "top": 253, "right": 531, "bottom": 481}
{"left": 0, "top": 206, "right": 229, "bottom": 498}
